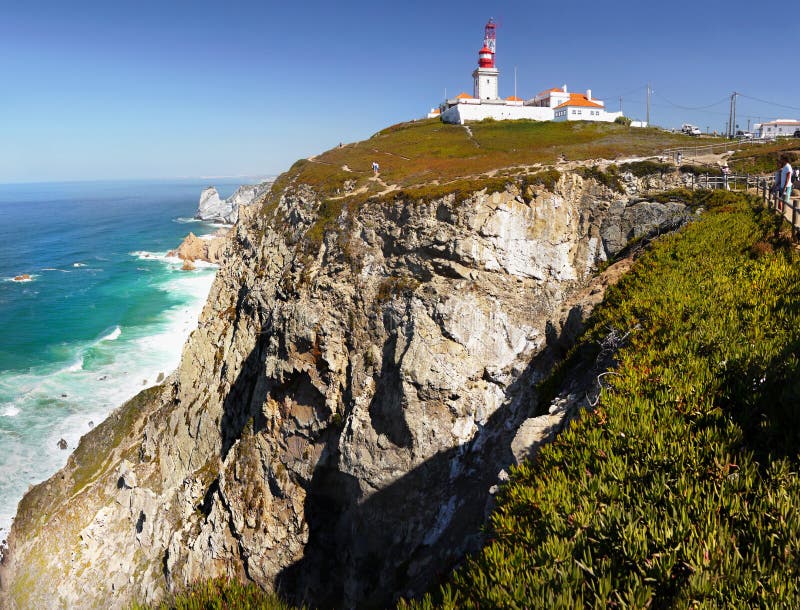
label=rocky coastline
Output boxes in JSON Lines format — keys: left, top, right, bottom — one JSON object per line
{"left": 170, "top": 180, "right": 273, "bottom": 269}
{"left": 0, "top": 161, "right": 697, "bottom": 609}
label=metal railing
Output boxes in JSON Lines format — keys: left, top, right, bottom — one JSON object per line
{"left": 663, "top": 138, "right": 770, "bottom": 160}
{"left": 692, "top": 174, "right": 764, "bottom": 191}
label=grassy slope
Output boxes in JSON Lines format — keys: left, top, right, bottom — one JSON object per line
{"left": 404, "top": 191, "right": 800, "bottom": 608}
{"left": 270, "top": 119, "right": 707, "bottom": 201}
{"left": 728, "top": 139, "right": 800, "bottom": 175}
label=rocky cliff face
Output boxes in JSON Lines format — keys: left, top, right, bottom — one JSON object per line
{"left": 196, "top": 182, "right": 273, "bottom": 224}
{"left": 0, "top": 168, "right": 691, "bottom": 609}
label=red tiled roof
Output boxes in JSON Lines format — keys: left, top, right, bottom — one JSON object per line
{"left": 555, "top": 93, "right": 603, "bottom": 109}
{"left": 535, "top": 87, "right": 564, "bottom": 97}
{"left": 455, "top": 92, "right": 474, "bottom": 99}
{"left": 505, "top": 95, "right": 523, "bottom": 101}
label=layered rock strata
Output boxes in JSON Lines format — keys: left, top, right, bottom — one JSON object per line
{"left": 0, "top": 169, "right": 691, "bottom": 609}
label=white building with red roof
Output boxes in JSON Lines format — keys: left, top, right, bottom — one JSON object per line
{"left": 754, "top": 120, "right": 800, "bottom": 138}
{"left": 436, "top": 21, "right": 624, "bottom": 125}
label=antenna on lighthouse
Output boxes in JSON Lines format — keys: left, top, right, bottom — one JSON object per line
{"left": 484, "top": 18, "right": 497, "bottom": 54}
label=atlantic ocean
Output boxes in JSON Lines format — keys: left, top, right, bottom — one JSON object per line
{"left": 0, "top": 178, "right": 257, "bottom": 539}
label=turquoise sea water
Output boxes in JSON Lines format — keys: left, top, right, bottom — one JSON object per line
{"left": 0, "top": 179, "right": 254, "bottom": 539}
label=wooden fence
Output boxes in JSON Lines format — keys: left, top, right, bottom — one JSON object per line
{"left": 691, "top": 172, "right": 800, "bottom": 239}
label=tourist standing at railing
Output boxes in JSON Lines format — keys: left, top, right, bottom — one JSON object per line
{"left": 779, "top": 155, "right": 793, "bottom": 212}
{"left": 722, "top": 163, "right": 730, "bottom": 190}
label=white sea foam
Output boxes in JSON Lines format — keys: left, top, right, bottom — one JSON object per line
{"left": 99, "top": 326, "right": 122, "bottom": 342}
{"left": 174, "top": 217, "right": 202, "bottom": 224}
{"left": 131, "top": 250, "right": 218, "bottom": 270}
{"left": 65, "top": 357, "right": 84, "bottom": 373}
{"left": 41, "top": 268, "right": 70, "bottom": 273}
{"left": 73, "top": 262, "right": 87, "bottom": 267}
{"left": 0, "top": 259, "right": 218, "bottom": 535}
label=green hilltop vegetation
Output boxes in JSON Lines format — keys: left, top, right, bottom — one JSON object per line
{"left": 266, "top": 119, "right": 711, "bottom": 202}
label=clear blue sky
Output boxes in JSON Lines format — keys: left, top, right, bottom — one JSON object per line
{"left": 0, "top": 0, "right": 791, "bottom": 183}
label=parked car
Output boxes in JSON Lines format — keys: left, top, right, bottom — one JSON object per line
{"left": 736, "top": 130, "right": 753, "bottom": 139}
{"left": 681, "top": 123, "right": 702, "bottom": 136}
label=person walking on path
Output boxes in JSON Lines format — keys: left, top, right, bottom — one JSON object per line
{"left": 372, "top": 161, "right": 380, "bottom": 175}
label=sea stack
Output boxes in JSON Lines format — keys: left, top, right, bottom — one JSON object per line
{"left": 194, "top": 181, "right": 272, "bottom": 224}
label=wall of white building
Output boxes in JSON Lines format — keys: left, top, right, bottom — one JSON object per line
{"left": 441, "top": 103, "right": 555, "bottom": 124}
{"left": 553, "top": 107, "right": 623, "bottom": 123}
{"left": 757, "top": 121, "right": 800, "bottom": 138}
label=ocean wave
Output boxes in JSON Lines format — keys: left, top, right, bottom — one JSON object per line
{"left": 174, "top": 217, "right": 202, "bottom": 224}
{"left": 41, "top": 268, "right": 70, "bottom": 273}
{"left": 131, "top": 250, "right": 218, "bottom": 269}
{"left": 0, "top": 267, "right": 218, "bottom": 535}
{"left": 65, "top": 357, "right": 84, "bottom": 373}
{"left": 73, "top": 263, "right": 87, "bottom": 268}
{"left": 98, "top": 326, "right": 122, "bottom": 342}
{"left": 130, "top": 250, "right": 180, "bottom": 264}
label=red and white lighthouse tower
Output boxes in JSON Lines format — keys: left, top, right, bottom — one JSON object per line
{"left": 473, "top": 19, "right": 499, "bottom": 100}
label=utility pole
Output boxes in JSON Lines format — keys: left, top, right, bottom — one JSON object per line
{"left": 646, "top": 84, "right": 651, "bottom": 126}
{"left": 619, "top": 96, "right": 623, "bottom": 113}
{"left": 728, "top": 92, "right": 738, "bottom": 138}
{"left": 514, "top": 66, "right": 517, "bottom": 99}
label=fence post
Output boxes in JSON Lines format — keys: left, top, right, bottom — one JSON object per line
{"left": 792, "top": 200, "right": 797, "bottom": 239}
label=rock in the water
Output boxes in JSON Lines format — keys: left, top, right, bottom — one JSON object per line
{"left": 195, "top": 181, "right": 272, "bottom": 224}
{"left": 56, "top": 439, "right": 67, "bottom": 450}
{"left": 156, "top": 372, "right": 164, "bottom": 383}
{"left": 181, "top": 260, "right": 195, "bottom": 272}
{"left": 12, "top": 274, "right": 31, "bottom": 282}
{"left": 169, "top": 232, "right": 206, "bottom": 262}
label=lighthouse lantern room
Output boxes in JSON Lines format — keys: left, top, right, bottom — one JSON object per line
{"left": 473, "top": 18, "right": 499, "bottom": 100}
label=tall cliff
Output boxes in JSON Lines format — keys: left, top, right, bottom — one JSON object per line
{"left": 0, "top": 121, "right": 696, "bottom": 609}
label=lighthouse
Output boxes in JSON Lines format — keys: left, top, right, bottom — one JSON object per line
{"left": 472, "top": 19, "right": 499, "bottom": 100}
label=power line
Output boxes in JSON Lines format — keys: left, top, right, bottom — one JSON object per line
{"left": 651, "top": 91, "right": 730, "bottom": 111}
{"left": 737, "top": 93, "right": 800, "bottom": 113}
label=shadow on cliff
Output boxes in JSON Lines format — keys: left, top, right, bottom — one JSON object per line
{"left": 274, "top": 305, "right": 589, "bottom": 609}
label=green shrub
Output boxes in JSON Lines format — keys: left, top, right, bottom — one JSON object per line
{"left": 523, "top": 169, "right": 562, "bottom": 191}
{"left": 679, "top": 163, "right": 723, "bottom": 177}
{"left": 614, "top": 116, "right": 632, "bottom": 126}
{"left": 405, "top": 194, "right": 800, "bottom": 608}
{"left": 577, "top": 165, "right": 624, "bottom": 193}
{"left": 619, "top": 160, "right": 673, "bottom": 177}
